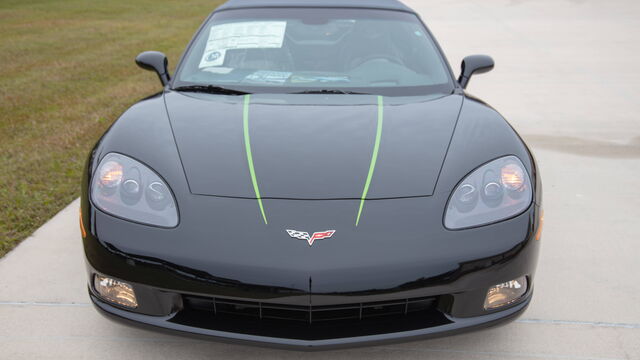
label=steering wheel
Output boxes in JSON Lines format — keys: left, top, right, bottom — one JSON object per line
{"left": 348, "top": 54, "right": 405, "bottom": 70}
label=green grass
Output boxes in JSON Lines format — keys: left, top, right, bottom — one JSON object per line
{"left": 0, "top": 0, "right": 223, "bottom": 257}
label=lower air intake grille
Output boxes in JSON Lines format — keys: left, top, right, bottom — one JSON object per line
{"left": 183, "top": 295, "right": 436, "bottom": 324}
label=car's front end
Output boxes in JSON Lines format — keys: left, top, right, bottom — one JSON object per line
{"left": 84, "top": 197, "right": 541, "bottom": 349}
{"left": 84, "top": 195, "right": 541, "bottom": 349}
{"left": 81, "top": 92, "right": 542, "bottom": 349}
{"left": 81, "top": 0, "right": 542, "bottom": 349}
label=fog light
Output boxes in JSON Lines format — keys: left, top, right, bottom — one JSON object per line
{"left": 94, "top": 275, "right": 138, "bottom": 308}
{"left": 484, "top": 276, "right": 527, "bottom": 310}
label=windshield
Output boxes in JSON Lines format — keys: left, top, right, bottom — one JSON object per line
{"left": 173, "top": 8, "right": 454, "bottom": 96}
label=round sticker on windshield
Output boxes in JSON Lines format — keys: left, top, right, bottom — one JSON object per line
{"left": 206, "top": 51, "right": 222, "bottom": 61}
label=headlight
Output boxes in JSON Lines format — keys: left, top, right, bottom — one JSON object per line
{"left": 445, "top": 156, "right": 532, "bottom": 229}
{"left": 91, "top": 153, "right": 178, "bottom": 227}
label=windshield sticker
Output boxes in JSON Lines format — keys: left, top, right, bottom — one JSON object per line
{"left": 245, "top": 71, "right": 292, "bottom": 84}
{"left": 202, "top": 67, "right": 234, "bottom": 74}
{"left": 290, "top": 75, "right": 350, "bottom": 84}
{"left": 199, "top": 21, "right": 287, "bottom": 68}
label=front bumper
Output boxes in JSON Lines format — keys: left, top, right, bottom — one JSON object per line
{"left": 89, "top": 283, "right": 532, "bottom": 350}
{"left": 82, "top": 188, "right": 542, "bottom": 349}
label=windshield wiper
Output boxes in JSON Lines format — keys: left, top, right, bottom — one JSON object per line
{"left": 290, "top": 89, "right": 372, "bottom": 95}
{"left": 173, "top": 85, "right": 250, "bottom": 96}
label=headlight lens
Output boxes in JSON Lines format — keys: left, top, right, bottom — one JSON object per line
{"left": 445, "top": 156, "right": 532, "bottom": 229}
{"left": 91, "top": 153, "right": 178, "bottom": 227}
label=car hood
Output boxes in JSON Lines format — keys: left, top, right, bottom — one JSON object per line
{"left": 164, "top": 92, "right": 463, "bottom": 199}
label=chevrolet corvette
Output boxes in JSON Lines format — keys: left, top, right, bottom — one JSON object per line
{"left": 81, "top": 0, "right": 543, "bottom": 349}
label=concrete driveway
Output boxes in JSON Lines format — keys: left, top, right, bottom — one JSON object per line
{"left": 1, "top": 0, "right": 639, "bottom": 358}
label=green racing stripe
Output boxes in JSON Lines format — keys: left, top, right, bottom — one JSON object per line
{"left": 356, "top": 96, "right": 384, "bottom": 226}
{"left": 243, "top": 95, "right": 268, "bottom": 224}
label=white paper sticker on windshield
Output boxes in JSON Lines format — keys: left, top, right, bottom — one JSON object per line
{"left": 202, "top": 66, "right": 234, "bottom": 74}
{"left": 199, "top": 21, "right": 287, "bottom": 68}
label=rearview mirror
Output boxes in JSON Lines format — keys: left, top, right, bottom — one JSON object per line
{"left": 458, "top": 55, "right": 494, "bottom": 89}
{"left": 135, "top": 51, "right": 171, "bottom": 86}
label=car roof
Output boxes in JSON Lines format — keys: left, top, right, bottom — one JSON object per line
{"left": 216, "top": 0, "right": 415, "bottom": 13}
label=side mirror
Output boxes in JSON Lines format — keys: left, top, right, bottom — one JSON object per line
{"left": 135, "top": 51, "right": 171, "bottom": 86}
{"left": 458, "top": 55, "right": 494, "bottom": 89}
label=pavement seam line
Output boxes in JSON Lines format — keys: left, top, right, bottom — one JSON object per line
{"left": 0, "top": 301, "right": 91, "bottom": 307}
{"left": 516, "top": 318, "right": 640, "bottom": 329}
{"left": 376, "top": 346, "right": 626, "bottom": 360}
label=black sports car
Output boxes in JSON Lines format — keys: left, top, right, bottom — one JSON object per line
{"left": 81, "top": 0, "right": 543, "bottom": 349}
